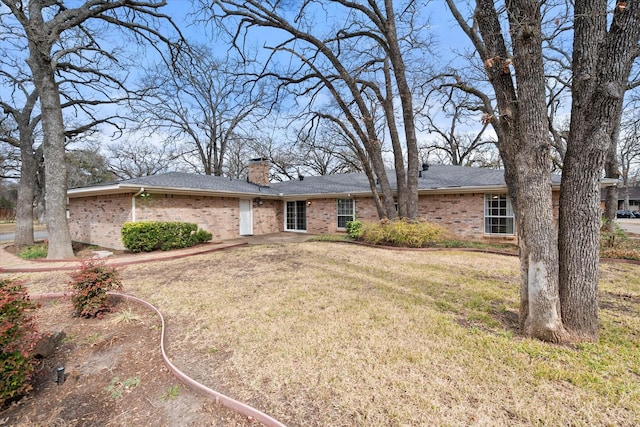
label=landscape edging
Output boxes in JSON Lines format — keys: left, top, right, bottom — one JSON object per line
{"left": 31, "top": 292, "right": 287, "bottom": 427}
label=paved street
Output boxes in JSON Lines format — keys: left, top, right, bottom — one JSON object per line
{"left": 616, "top": 218, "right": 640, "bottom": 235}
{"left": 0, "top": 230, "right": 48, "bottom": 242}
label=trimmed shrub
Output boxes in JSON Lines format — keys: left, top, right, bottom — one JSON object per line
{"left": 68, "top": 261, "right": 123, "bottom": 318}
{"left": 0, "top": 279, "right": 41, "bottom": 407}
{"left": 357, "top": 218, "right": 447, "bottom": 248}
{"left": 345, "top": 220, "right": 363, "bottom": 239}
{"left": 121, "top": 221, "right": 212, "bottom": 253}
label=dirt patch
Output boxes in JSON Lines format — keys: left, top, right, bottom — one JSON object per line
{"left": 0, "top": 299, "right": 254, "bottom": 427}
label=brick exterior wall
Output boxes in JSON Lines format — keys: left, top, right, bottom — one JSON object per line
{"left": 69, "top": 193, "right": 283, "bottom": 249}
{"left": 69, "top": 189, "right": 561, "bottom": 249}
{"left": 300, "top": 194, "right": 495, "bottom": 238}
{"left": 304, "top": 198, "right": 343, "bottom": 234}
{"left": 252, "top": 198, "right": 282, "bottom": 235}
{"left": 135, "top": 194, "right": 241, "bottom": 241}
{"left": 347, "top": 194, "right": 485, "bottom": 239}
{"left": 68, "top": 193, "right": 133, "bottom": 250}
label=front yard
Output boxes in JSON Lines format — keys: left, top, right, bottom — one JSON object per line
{"left": 9, "top": 242, "right": 640, "bottom": 426}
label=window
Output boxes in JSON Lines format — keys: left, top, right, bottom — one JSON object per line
{"left": 286, "top": 201, "right": 306, "bottom": 231}
{"left": 484, "top": 194, "right": 515, "bottom": 235}
{"left": 337, "top": 199, "right": 355, "bottom": 229}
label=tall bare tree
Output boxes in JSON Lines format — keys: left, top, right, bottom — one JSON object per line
{"left": 202, "top": 0, "right": 430, "bottom": 219}
{"left": 0, "top": 80, "right": 42, "bottom": 248}
{"left": 66, "top": 143, "right": 116, "bottom": 188}
{"left": 447, "top": 0, "right": 640, "bottom": 342}
{"left": 106, "top": 134, "right": 182, "bottom": 179}
{"left": 558, "top": 0, "right": 640, "bottom": 339}
{"left": 447, "top": 0, "right": 566, "bottom": 342}
{"left": 134, "top": 44, "right": 267, "bottom": 176}
{"left": 0, "top": 0, "right": 181, "bottom": 259}
{"left": 420, "top": 85, "right": 494, "bottom": 166}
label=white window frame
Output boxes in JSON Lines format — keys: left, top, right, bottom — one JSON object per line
{"left": 337, "top": 199, "right": 355, "bottom": 229}
{"left": 484, "top": 194, "right": 515, "bottom": 235}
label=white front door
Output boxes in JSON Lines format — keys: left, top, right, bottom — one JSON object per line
{"left": 239, "top": 199, "right": 253, "bottom": 235}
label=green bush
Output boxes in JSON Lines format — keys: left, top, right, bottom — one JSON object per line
{"left": 121, "top": 221, "right": 212, "bottom": 253}
{"left": 356, "top": 219, "right": 447, "bottom": 248}
{"left": 17, "top": 243, "right": 48, "bottom": 260}
{"left": 345, "top": 220, "right": 363, "bottom": 239}
{"left": 68, "top": 261, "right": 123, "bottom": 318}
{"left": 0, "top": 279, "right": 41, "bottom": 407}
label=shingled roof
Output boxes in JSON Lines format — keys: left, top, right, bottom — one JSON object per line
{"left": 68, "top": 165, "right": 563, "bottom": 198}
{"left": 271, "top": 165, "right": 555, "bottom": 197}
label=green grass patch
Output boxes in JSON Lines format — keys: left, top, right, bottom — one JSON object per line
{"left": 308, "top": 233, "right": 352, "bottom": 242}
{"left": 17, "top": 243, "right": 48, "bottom": 259}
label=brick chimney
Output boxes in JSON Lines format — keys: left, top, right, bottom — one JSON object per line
{"left": 247, "top": 158, "right": 270, "bottom": 187}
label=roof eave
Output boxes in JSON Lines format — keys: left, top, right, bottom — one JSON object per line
{"left": 67, "top": 184, "right": 126, "bottom": 197}
{"left": 68, "top": 183, "right": 276, "bottom": 199}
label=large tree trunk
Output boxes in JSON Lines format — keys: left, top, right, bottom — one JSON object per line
{"left": 27, "top": 49, "right": 74, "bottom": 259}
{"left": 473, "top": 0, "right": 566, "bottom": 342}
{"left": 384, "top": 0, "right": 419, "bottom": 219}
{"left": 603, "top": 122, "right": 621, "bottom": 232}
{"left": 559, "top": 0, "right": 640, "bottom": 340}
{"left": 14, "top": 140, "right": 37, "bottom": 249}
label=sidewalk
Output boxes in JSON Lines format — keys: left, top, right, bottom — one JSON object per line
{"left": 0, "top": 233, "right": 311, "bottom": 273}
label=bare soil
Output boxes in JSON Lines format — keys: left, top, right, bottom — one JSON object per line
{"left": 0, "top": 299, "right": 255, "bottom": 427}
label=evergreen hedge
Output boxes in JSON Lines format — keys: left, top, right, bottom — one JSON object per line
{"left": 121, "top": 221, "right": 212, "bottom": 253}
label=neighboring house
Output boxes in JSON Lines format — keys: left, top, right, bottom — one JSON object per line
{"left": 68, "top": 159, "right": 567, "bottom": 250}
{"left": 600, "top": 186, "right": 640, "bottom": 212}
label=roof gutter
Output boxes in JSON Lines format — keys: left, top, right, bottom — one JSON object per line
{"left": 132, "top": 187, "right": 144, "bottom": 222}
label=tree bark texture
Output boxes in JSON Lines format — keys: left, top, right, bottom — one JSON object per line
{"left": 383, "top": 0, "right": 419, "bottom": 219}
{"left": 474, "top": 0, "right": 566, "bottom": 341}
{"left": 559, "top": 0, "right": 640, "bottom": 340}
{"left": 24, "top": 3, "right": 74, "bottom": 259}
{"left": 29, "top": 57, "right": 74, "bottom": 259}
{"left": 10, "top": 92, "right": 40, "bottom": 249}
{"left": 603, "top": 121, "right": 621, "bottom": 231}
{"left": 14, "top": 140, "right": 37, "bottom": 249}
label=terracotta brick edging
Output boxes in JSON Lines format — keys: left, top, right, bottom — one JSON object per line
{"left": 0, "top": 242, "right": 248, "bottom": 273}
{"left": 31, "top": 292, "right": 287, "bottom": 427}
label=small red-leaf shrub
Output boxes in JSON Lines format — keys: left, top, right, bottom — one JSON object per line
{"left": 68, "top": 261, "right": 123, "bottom": 318}
{"left": 0, "top": 278, "right": 42, "bottom": 407}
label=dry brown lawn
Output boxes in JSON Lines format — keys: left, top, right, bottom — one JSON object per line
{"left": 12, "top": 242, "right": 640, "bottom": 426}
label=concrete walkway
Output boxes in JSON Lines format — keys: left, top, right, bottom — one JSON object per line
{"left": 0, "top": 233, "right": 311, "bottom": 273}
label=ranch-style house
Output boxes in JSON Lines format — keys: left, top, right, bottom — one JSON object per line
{"left": 67, "top": 158, "right": 584, "bottom": 250}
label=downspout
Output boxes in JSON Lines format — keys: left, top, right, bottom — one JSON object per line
{"left": 132, "top": 187, "right": 144, "bottom": 222}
